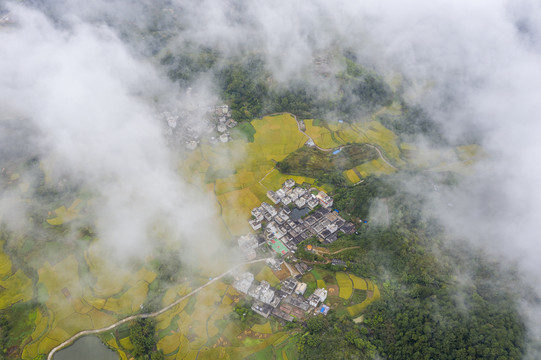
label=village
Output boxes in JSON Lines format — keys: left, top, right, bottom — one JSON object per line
{"left": 162, "top": 104, "right": 237, "bottom": 150}
{"left": 244, "top": 179, "right": 355, "bottom": 258}
{"left": 234, "top": 180, "right": 356, "bottom": 323}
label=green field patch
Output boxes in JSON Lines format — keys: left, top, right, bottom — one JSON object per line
{"left": 316, "top": 280, "right": 326, "bottom": 289}
{"left": 337, "top": 121, "right": 403, "bottom": 164}
{"left": 355, "top": 158, "right": 396, "bottom": 177}
{"left": 234, "top": 121, "right": 257, "bottom": 142}
{"left": 304, "top": 120, "right": 343, "bottom": 149}
{"left": 310, "top": 269, "right": 322, "bottom": 281}
{"left": 46, "top": 199, "right": 84, "bottom": 225}
{"left": 37, "top": 336, "right": 61, "bottom": 355}
{"left": 276, "top": 144, "right": 378, "bottom": 180}
{"left": 223, "top": 321, "right": 243, "bottom": 343}
{"left": 346, "top": 282, "right": 381, "bottom": 316}
{"left": 0, "top": 269, "right": 33, "bottom": 310}
{"left": 251, "top": 322, "right": 272, "bottom": 334}
{"left": 336, "top": 272, "right": 353, "bottom": 299}
{"left": 255, "top": 266, "right": 280, "bottom": 287}
{"left": 119, "top": 336, "right": 134, "bottom": 351}
{"left": 28, "top": 309, "right": 49, "bottom": 343}
{"left": 0, "top": 242, "right": 12, "bottom": 278}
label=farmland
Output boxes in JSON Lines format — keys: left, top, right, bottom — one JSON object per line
{"left": 0, "top": 105, "right": 485, "bottom": 360}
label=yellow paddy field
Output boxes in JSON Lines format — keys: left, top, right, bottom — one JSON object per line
{"left": 193, "top": 114, "right": 315, "bottom": 235}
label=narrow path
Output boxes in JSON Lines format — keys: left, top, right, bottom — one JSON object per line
{"left": 266, "top": 112, "right": 334, "bottom": 152}
{"left": 258, "top": 167, "right": 276, "bottom": 189}
{"left": 273, "top": 112, "right": 397, "bottom": 169}
{"left": 47, "top": 258, "right": 271, "bottom": 360}
{"left": 364, "top": 144, "right": 397, "bottom": 170}
{"left": 195, "top": 284, "right": 231, "bottom": 360}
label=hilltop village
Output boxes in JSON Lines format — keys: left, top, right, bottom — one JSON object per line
{"left": 162, "top": 104, "right": 237, "bottom": 149}
{"left": 242, "top": 179, "right": 355, "bottom": 259}
{"left": 235, "top": 180, "right": 356, "bottom": 322}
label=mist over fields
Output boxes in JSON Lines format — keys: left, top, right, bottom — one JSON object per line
{"left": 2, "top": 0, "right": 541, "bottom": 357}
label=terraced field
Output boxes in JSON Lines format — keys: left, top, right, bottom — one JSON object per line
{"left": 346, "top": 283, "right": 380, "bottom": 316}
{"left": 344, "top": 169, "right": 361, "bottom": 183}
{"left": 355, "top": 158, "right": 396, "bottom": 177}
{"left": 336, "top": 272, "right": 353, "bottom": 299}
{"left": 193, "top": 114, "right": 313, "bottom": 235}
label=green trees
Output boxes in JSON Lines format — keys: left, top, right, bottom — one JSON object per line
{"left": 329, "top": 174, "right": 526, "bottom": 359}
{"left": 129, "top": 318, "right": 164, "bottom": 360}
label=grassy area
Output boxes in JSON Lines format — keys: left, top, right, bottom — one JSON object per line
{"left": 251, "top": 322, "right": 272, "bottom": 334}
{"left": 304, "top": 120, "right": 343, "bottom": 149}
{"left": 0, "top": 270, "right": 33, "bottom": 310}
{"left": 234, "top": 122, "right": 257, "bottom": 142}
{"left": 276, "top": 144, "right": 378, "bottom": 179}
{"left": 355, "top": 158, "right": 396, "bottom": 177}
{"left": 255, "top": 266, "right": 281, "bottom": 287}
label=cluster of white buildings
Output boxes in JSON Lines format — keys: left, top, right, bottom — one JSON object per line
{"left": 237, "top": 234, "right": 264, "bottom": 260}
{"left": 209, "top": 105, "right": 237, "bottom": 144}
{"left": 233, "top": 270, "right": 328, "bottom": 321}
{"left": 246, "top": 180, "right": 355, "bottom": 255}
{"left": 162, "top": 104, "right": 238, "bottom": 149}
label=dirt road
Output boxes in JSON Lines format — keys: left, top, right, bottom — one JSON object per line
{"left": 47, "top": 258, "right": 271, "bottom": 360}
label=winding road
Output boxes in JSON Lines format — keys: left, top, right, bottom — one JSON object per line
{"left": 48, "top": 113, "right": 396, "bottom": 359}
{"left": 47, "top": 258, "right": 272, "bottom": 360}
{"left": 276, "top": 112, "right": 397, "bottom": 168}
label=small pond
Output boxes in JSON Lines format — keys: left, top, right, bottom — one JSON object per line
{"left": 54, "top": 336, "right": 118, "bottom": 360}
{"left": 290, "top": 206, "right": 311, "bottom": 221}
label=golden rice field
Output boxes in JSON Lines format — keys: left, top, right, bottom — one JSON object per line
{"left": 304, "top": 120, "right": 342, "bottom": 149}
{"left": 46, "top": 198, "right": 84, "bottom": 225}
{"left": 336, "top": 272, "right": 353, "bottom": 299}
{"left": 17, "top": 248, "right": 161, "bottom": 359}
{"left": 344, "top": 169, "right": 361, "bottom": 183}
{"left": 316, "top": 279, "right": 326, "bottom": 289}
{"left": 355, "top": 158, "right": 396, "bottom": 177}
{"left": 189, "top": 114, "right": 315, "bottom": 234}
{"left": 348, "top": 274, "right": 368, "bottom": 290}
{"left": 0, "top": 269, "right": 33, "bottom": 310}
{"left": 346, "top": 280, "right": 381, "bottom": 317}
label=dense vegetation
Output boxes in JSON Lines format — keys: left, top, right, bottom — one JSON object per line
{"left": 276, "top": 145, "right": 378, "bottom": 185}
{"left": 162, "top": 50, "right": 394, "bottom": 122}
{"left": 297, "top": 315, "right": 376, "bottom": 360}
{"left": 378, "top": 103, "right": 446, "bottom": 145}
{"left": 129, "top": 318, "right": 164, "bottom": 360}
{"left": 294, "top": 175, "right": 526, "bottom": 359}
